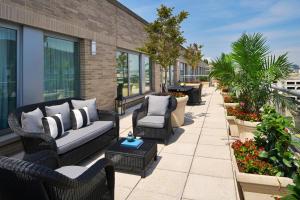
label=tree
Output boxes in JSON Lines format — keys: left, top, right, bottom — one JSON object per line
{"left": 139, "top": 5, "right": 188, "bottom": 87}
{"left": 184, "top": 43, "right": 203, "bottom": 81}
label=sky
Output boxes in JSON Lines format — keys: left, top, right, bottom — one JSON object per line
{"left": 119, "top": 0, "right": 300, "bottom": 65}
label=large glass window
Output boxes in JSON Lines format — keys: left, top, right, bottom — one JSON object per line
{"left": 144, "top": 56, "right": 151, "bottom": 92}
{"left": 0, "top": 27, "right": 17, "bottom": 130}
{"left": 128, "top": 53, "right": 140, "bottom": 95}
{"left": 44, "top": 36, "right": 80, "bottom": 101}
{"left": 116, "top": 50, "right": 151, "bottom": 97}
{"left": 116, "top": 51, "right": 129, "bottom": 97}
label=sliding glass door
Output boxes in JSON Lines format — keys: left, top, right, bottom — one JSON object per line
{"left": 128, "top": 53, "right": 140, "bottom": 95}
{"left": 44, "top": 36, "right": 80, "bottom": 101}
{"left": 0, "top": 27, "right": 17, "bottom": 130}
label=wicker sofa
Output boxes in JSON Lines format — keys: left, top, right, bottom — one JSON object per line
{"left": 132, "top": 96, "right": 177, "bottom": 144}
{"left": 0, "top": 150, "right": 114, "bottom": 200}
{"left": 8, "top": 98, "right": 119, "bottom": 165}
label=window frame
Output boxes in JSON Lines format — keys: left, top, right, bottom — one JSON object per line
{"left": 0, "top": 22, "right": 21, "bottom": 135}
{"left": 43, "top": 34, "right": 80, "bottom": 101}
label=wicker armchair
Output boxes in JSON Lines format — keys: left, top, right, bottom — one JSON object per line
{"left": 8, "top": 98, "right": 119, "bottom": 165}
{"left": 0, "top": 151, "right": 115, "bottom": 200}
{"left": 187, "top": 83, "right": 203, "bottom": 105}
{"left": 132, "top": 96, "right": 177, "bottom": 144}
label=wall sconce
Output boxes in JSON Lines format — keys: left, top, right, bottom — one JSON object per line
{"left": 91, "top": 40, "right": 96, "bottom": 55}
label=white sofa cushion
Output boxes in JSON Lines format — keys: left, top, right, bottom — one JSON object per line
{"left": 137, "top": 116, "right": 165, "bottom": 128}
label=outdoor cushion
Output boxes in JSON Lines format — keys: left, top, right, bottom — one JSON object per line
{"left": 56, "top": 121, "right": 114, "bottom": 154}
{"left": 147, "top": 95, "right": 170, "bottom": 116}
{"left": 71, "top": 107, "right": 91, "bottom": 130}
{"left": 46, "top": 102, "right": 72, "bottom": 130}
{"left": 137, "top": 116, "right": 165, "bottom": 128}
{"left": 71, "top": 98, "right": 99, "bottom": 122}
{"left": 55, "top": 166, "right": 88, "bottom": 179}
{"left": 21, "top": 108, "right": 44, "bottom": 133}
{"left": 42, "top": 114, "right": 65, "bottom": 139}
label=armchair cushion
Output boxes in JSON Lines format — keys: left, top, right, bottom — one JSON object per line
{"left": 72, "top": 98, "right": 99, "bottom": 122}
{"left": 147, "top": 95, "right": 170, "bottom": 116}
{"left": 21, "top": 108, "right": 44, "bottom": 133}
{"left": 45, "top": 102, "right": 72, "bottom": 130}
{"left": 137, "top": 116, "right": 165, "bottom": 128}
{"left": 56, "top": 121, "right": 113, "bottom": 154}
{"left": 56, "top": 166, "right": 88, "bottom": 179}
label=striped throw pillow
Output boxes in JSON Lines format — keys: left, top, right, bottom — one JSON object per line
{"left": 42, "top": 114, "right": 65, "bottom": 139}
{"left": 71, "top": 107, "right": 91, "bottom": 130}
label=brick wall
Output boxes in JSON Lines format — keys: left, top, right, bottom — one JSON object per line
{"left": 0, "top": 0, "right": 161, "bottom": 110}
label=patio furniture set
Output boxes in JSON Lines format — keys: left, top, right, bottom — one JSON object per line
{"left": 0, "top": 88, "right": 202, "bottom": 199}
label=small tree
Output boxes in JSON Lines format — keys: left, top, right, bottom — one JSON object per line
{"left": 184, "top": 43, "right": 203, "bottom": 81}
{"left": 139, "top": 5, "right": 188, "bottom": 87}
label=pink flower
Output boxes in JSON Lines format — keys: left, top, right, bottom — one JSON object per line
{"left": 240, "top": 102, "right": 245, "bottom": 107}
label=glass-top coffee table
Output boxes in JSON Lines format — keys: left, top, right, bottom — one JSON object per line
{"left": 105, "top": 138, "right": 157, "bottom": 178}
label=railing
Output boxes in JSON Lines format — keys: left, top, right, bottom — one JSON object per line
{"left": 179, "top": 75, "right": 210, "bottom": 82}
{"left": 271, "top": 84, "right": 300, "bottom": 152}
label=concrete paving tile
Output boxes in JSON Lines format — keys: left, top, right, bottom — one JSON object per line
{"left": 195, "top": 144, "right": 231, "bottom": 160}
{"left": 156, "top": 153, "right": 193, "bottom": 172}
{"left": 190, "top": 156, "right": 233, "bottom": 178}
{"left": 115, "top": 172, "right": 141, "bottom": 189}
{"left": 198, "top": 135, "right": 229, "bottom": 146}
{"left": 136, "top": 169, "right": 188, "bottom": 198}
{"left": 203, "top": 120, "right": 227, "bottom": 129}
{"left": 115, "top": 187, "right": 132, "bottom": 200}
{"left": 162, "top": 143, "right": 197, "bottom": 156}
{"left": 183, "top": 174, "right": 236, "bottom": 200}
{"left": 201, "top": 127, "right": 228, "bottom": 137}
{"left": 127, "top": 189, "right": 178, "bottom": 200}
{"left": 169, "top": 132, "right": 199, "bottom": 144}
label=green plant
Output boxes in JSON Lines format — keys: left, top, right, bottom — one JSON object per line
{"left": 231, "top": 33, "right": 292, "bottom": 115}
{"left": 280, "top": 174, "right": 300, "bottom": 200}
{"left": 139, "top": 5, "right": 188, "bottom": 86}
{"left": 209, "top": 53, "right": 235, "bottom": 90}
{"left": 255, "top": 106, "right": 299, "bottom": 177}
{"left": 232, "top": 140, "right": 279, "bottom": 175}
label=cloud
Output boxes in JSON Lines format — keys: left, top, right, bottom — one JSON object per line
{"left": 207, "top": 0, "right": 300, "bottom": 32}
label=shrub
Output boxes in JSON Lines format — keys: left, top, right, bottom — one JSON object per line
{"left": 232, "top": 140, "right": 279, "bottom": 175}
{"left": 255, "top": 106, "right": 299, "bottom": 178}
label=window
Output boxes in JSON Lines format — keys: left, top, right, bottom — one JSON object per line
{"left": 128, "top": 53, "right": 140, "bottom": 95}
{"left": 287, "top": 82, "right": 295, "bottom": 85}
{"left": 44, "top": 36, "right": 80, "bottom": 101}
{"left": 144, "top": 56, "right": 151, "bottom": 92}
{"left": 287, "top": 87, "right": 295, "bottom": 90}
{"left": 116, "top": 50, "right": 151, "bottom": 97}
{"left": 116, "top": 51, "right": 129, "bottom": 97}
{"left": 0, "top": 27, "right": 17, "bottom": 130}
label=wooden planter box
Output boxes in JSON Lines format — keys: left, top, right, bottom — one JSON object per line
{"left": 171, "top": 96, "right": 188, "bottom": 127}
{"left": 231, "top": 149, "right": 293, "bottom": 200}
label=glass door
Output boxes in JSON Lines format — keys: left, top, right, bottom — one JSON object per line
{"left": 0, "top": 27, "right": 17, "bottom": 130}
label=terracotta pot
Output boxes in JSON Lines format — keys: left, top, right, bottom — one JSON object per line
{"left": 231, "top": 149, "right": 293, "bottom": 200}
{"left": 171, "top": 96, "right": 188, "bottom": 127}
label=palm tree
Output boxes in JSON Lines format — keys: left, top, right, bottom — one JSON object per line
{"left": 209, "top": 53, "right": 235, "bottom": 90}
{"left": 231, "top": 33, "right": 292, "bottom": 114}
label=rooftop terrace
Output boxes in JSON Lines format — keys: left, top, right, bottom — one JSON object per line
{"left": 82, "top": 86, "right": 239, "bottom": 200}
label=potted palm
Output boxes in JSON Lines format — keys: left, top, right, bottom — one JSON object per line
{"left": 230, "top": 33, "right": 291, "bottom": 137}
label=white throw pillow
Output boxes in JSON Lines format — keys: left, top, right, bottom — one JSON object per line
{"left": 147, "top": 95, "right": 170, "bottom": 116}
{"left": 21, "top": 108, "right": 44, "bottom": 133}
{"left": 71, "top": 98, "right": 98, "bottom": 122}
{"left": 70, "top": 107, "right": 91, "bottom": 130}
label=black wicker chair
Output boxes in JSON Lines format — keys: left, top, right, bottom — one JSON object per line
{"left": 132, "top": 96, "right": 177, "bottom": 145}
{"left": 0, "top": 151, "right": 115, "bottom": 200}
{"left": 8, "top": 98, "right": 119, "bottom": 165}
{"left": 187, "top": 83, "right": 203, "bottom": 105}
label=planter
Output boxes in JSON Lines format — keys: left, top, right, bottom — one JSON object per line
{"left": 171, "top": 95, "right": 188, "bottom": 127}
{"left": 234, "top": 118, "right": 260, "bottom": 139}
{"left": 224, "top": 102, "right": 239, "bottom": 108}
{"left": 226, "top": 115, "right": 239, "bottom": 137}
{"left": 231, "top": 149, "right": 293, "bottom": 200}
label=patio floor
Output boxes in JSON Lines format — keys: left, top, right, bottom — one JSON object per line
{"left": 82, "top": 86, "right": 239, "bottom": 200}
